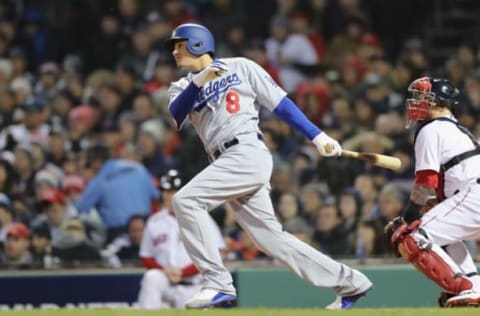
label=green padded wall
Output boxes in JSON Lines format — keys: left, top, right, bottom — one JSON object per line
{"left": 235, "top": 265, "right": 442, "bottom": 308}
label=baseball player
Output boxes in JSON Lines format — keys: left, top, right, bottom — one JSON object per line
{"left": 137, "top": 169, "right": 225, "bottom": 309}
{"left": 166, "top": 23, "right": 372, "bottom": 309}
{"left": 385, "top": 77, "right": 480, "bottom": 307}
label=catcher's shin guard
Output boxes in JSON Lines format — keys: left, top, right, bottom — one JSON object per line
{"left": 396, "top": 222, "right": 472, "bottom": 294}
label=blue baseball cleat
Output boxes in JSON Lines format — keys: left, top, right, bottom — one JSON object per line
{"left": 326, "top": 285, "right": 373, "bottom": 309}
{"left": 185, "top": 289, "right": 237, "bottom": 309}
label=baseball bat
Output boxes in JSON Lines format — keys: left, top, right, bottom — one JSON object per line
{"left": 341, "top": 149, "right": 402, "bottom": 170}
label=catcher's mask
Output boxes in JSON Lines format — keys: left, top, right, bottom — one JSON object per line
{"left": 405, "top": 77, "right": 459, "bottom": 128}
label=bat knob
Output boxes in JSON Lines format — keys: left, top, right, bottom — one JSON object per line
{"left": 323, "top": 143, "right": 334, "bottom": 154}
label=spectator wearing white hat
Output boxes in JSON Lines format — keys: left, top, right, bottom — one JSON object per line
{"left": 137, "top": 118, "right": 172, "bottom": 177}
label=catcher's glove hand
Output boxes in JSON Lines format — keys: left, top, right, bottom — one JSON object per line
{"left": 384, "top": 216, "right": 406, "bottom": 257}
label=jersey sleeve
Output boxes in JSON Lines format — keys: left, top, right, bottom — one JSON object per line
{"left": 414, "top": 126, "right": 441, "bottom": 173}
{"left": 139, "top": 221, "right": 154, "bottom": 258}
{"left": 243, "top": 58, "right": 287, "bottom": 111}
{"left": 168, "top": 78, "right": 191, "bottom": 129}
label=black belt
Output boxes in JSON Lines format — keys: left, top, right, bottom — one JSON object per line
{"left": 212, "top": 133, "right": 263, "bottom": 160}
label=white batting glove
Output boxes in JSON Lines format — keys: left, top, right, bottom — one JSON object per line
{"left": 312, "top": 132, "right": 342, "bottom": 157}
{"left": 192, "top": 60, "right": 228, "bottom": 87}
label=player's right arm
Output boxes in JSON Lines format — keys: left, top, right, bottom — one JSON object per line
{"left": 168, "top": 60, "right": 228, "bottom": 128}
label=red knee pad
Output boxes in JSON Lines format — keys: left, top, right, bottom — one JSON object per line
{"left": 397, "top": 235, "right": 472, "bottom": 294}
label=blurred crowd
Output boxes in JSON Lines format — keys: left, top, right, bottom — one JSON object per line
{"left": 1, "top": 0, "right": 480, "bottom": 269}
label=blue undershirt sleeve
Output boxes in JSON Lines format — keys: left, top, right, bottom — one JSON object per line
{"left": 272, "top": 96, "right": 322, "bottom": 140}
{"left": 169, "top": 82, "right": 201, "bottom": 127}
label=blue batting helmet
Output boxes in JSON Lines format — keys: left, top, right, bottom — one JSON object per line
{"left": 167, "top": 23, "right": 215, "bottom": 56}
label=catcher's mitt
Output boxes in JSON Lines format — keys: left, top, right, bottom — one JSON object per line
{"left": 384, "top": 216, "right": 406, "bottom": 257}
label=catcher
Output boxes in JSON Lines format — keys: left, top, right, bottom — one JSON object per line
{"left": 385, "top": 77, "right": 480, "bottom": 307}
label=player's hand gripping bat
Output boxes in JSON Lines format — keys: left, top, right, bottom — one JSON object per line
{"left": 341, "top": 149, "right": 402, "bottom": 170}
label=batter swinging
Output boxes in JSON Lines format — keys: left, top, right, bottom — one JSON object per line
{"left": 167, "top": 23, "right": 372, "bottom": 309}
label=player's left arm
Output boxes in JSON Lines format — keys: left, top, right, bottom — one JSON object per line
{"left": 401, "top": 127, "right": 442, "bottom": 223}
{"left": 403, "top": 169, "right": 439, "bottom": 223}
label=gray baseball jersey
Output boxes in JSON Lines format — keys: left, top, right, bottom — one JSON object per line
{"left": 169, "top": 57, "right": 372, "bottom": 301}
{"left": 169, "top": 57, "right": 286, "bottom": 154}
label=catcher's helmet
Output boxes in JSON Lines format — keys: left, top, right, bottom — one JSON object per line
{"left": 405, "top": 77, "right": 459, "bottom": 128}
{"left": 159, "top": 169, "right": 182, "bottom": 191}
{"left": 166, "top": 23, "right": 215, "bottom": 56}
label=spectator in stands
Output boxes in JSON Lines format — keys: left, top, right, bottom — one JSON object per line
{"left": 162, "top": 0, "right": 197, "bottom": 27}
{"left": 34, "top": 188, "right": 105, "bottom": 250}
{"left": 0, "top": 193, "right": 14, "bottom": 243}
{"left": 354, "top": 173, "right": 379, "bottom": 218}
{"left": 216, "top": 24, "right": 247, "bottom": 57}
{"left": 75, "top": 144, "right": 159, "bottom": 241}
{"left": 9, "top": 47, "right": 31, "bottom": 82}
{"left": 33, "top": 169, "right": 60, "bottom": 200}
{"left": 376, "top": 183, "right": 405, "bottom": 226}
{"left": 337, "top": 188, "right": 363, "bottom": 250}
{"left": 313, "top": 204, "right": 351, "bottom": 256}
{"left": 34, "top": 62, "right": 61, "bottom": 105}
{"left": 50, "top": 91, "right": 75, "bottom": 128}
{"left": 226, "top": 227, "right": 268, "bottom": 261}
{"left": 299, "top": 183, "right": 327, "bottom": 223}
{"left": 101, "top": 214, "right": 145, "bottom": 268}
{"left": 61, "top": 175, "right": 85, "bottom": 204}
{"left": 137, "top": 119, "right": 171, "bottom": 177}
{"left": 17, "top": 9, "right": 52, "bottom": 70}
{"left": 265, "top": 15, "right": 319, "bottom": 93}
{"left": 52, "top": 218, "right": 102, "bottom": 266}
{"left": 118, "top": 0, "right": 143, "bottom": 37}
{"left": 68, "top": 104, "right": 97, "bottom": 153}
{"left": 119, "top": 27, "right": 160, "bottom": 82}
{"left": 0, "top": 158, "right": 17, "bottom": 197}
{"left": 12, "top": 146, "right": 36, "bottom": 207}
{"left": 355, "top": 219, "right": 387, "bottom": 260}
{"left": 87, "top": 14, "right": 129, "bottom": 72}
{"left": 0, "top": 97, "right": 50, "bottom": 150}
{"left": 245, "top": 39, "right": 281, "bottom": 87}
{"left": 30, "top": 142, "right": 62, "bottom": 177}
{"left": 47, "top": 126, "right": 69, "bottom": 168}
{"left": 114, "top": 63, "right": 142, "bottom": 111}
{"left": 325, "top": 13, "right": 367, "bottom": 68}
{"left": 97, "top": 84, "right": 123, "bottom": 133}
{"left": 0, "top": 89, "right": 16, "bottom": 128}
{"left": 277, "top": 191, "right": 313, "bottom": 238}
{"left": 0, "top": 222, "right": 33, "bottom": 268}
{"left": 30, "top": 222, "right": 60, "bottom": 269}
